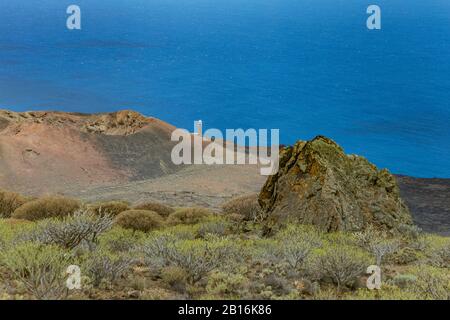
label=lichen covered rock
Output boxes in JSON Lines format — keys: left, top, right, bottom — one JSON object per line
{"left": 259, "top": 136, "right": 413, "bottom": 233}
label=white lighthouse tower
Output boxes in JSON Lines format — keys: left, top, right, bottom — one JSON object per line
{"left": 194, "top": 120, "right": 203, "bottom": 137}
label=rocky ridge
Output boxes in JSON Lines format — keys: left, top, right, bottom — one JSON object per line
{"left": 259, "top": 136, "right": 413, "bottom": 233}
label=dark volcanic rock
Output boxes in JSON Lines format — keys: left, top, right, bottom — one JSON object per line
{"left": 259, "top": 136, "right": 413, "bottom": 233}
{"left": 396, "top": 175, "right": 450, "bottom": 236}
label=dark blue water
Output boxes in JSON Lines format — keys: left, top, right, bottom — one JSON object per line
{"left": 0, "top": 0, "right": 449, "bottom": 177}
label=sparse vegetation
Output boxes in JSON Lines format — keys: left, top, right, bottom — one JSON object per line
{"left": 0, "top": 190, "right": 448, "bottom": 300}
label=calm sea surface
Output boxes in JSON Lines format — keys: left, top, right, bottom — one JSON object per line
{"left": 0, "top": 0, "right": 449, "bottom": 177}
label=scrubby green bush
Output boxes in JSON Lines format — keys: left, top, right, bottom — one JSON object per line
{"left": 221, "top": 194, "right": 263, "bottom": 222}
{"left": 421, "top": 235, "right": 450, "bottom": 268}
{"left": 354, "top": 225, "right": 383, "bottom": 248}
{"left": 0, "top": 219, "right": 34, "bottom": 246}
{"left": 163, "top": 224, "right": 199, "bottom": 240}
{"left": 0, "top": 243, "right": 73, "bottom": 300}
{"left": 197, "top": 218, "right": 230, "bottom": 238}
{"left": 311, "top": 245, "right": 372, "bottom": 291}
{"left": 84, "top": 250, "right": 134, "bottom": 288}
{"left": 0, "top": 190, "right": 30, "bottom": 218}
{"left": 276, "top": 225, "right": 322, "bottom": 270}
{"left": 167, "top": 207, "right": 212, "bottom": 225}
{"left": 98, "top": 227, "right": 145, "bottom": 253}
{"left": 172, "top": 239, "right": 241, "bottom": 283}
{"left": 368, "top": 239, "right": 400, "bottom": 266}
{"left": 254, "top": 225, "right": 322, "bottom": 272}
{"left": 87, "top": 201, "right": 129, "bottom": 217}
{"left": 142, "top": 236, "right": 242, "bottom": 283}
{"left": 12, "top": 196, "right": 80, "bottom": 221}
{"left": 408, "top": 265, "right": 450, "bottom": 300}
{"left": 398, "top": 223, "right": 422, "bottom": 240}
{"left": 389, "top": 247, "right": 423, "bottom": 265}
{"left": 324, "top": 231, "right": 358, "bottom": 247}
{"left": 390, "top": 274, "right": 417, "bottom": 289}
{"left": 134, "top": 202, "right": 174, "bottom": 218}
{"left": 205, "top": 270, "right": 249, "bottom": 299}
{"left": 160, "top": 266, "right": 188, "bottom": 292}
{"left": 115, "top": 210, "right": 164, "bottom": 232}
{"left": 18, "top": 211, "right": 114, "bottom": 250}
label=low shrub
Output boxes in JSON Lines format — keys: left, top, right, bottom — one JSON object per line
{"left": 134, "top": 202, "right": 174, "bottom": 218}
{"left": 87, "top": 201, "right": 129, "bottom": 217}
{"left": 99, "top": 227, "right": 144, "bottom": 253}
{"left": 276, "top": 225, "right": 323, "bottom": 270}
{"left": 142, "top": 236, "right": 242, "bottom": 283}
{"left": 0, "top": 190, "right": 29, "bottom": 218}
{"left": 311, "top": 245, "right": 373, "bottom": 291}
{"left": 389, "top": 247, "right": 423, "bottom": 265}
{"left": 354, "top": 225, "right": 384, "bottom": 248}
{"left": 254, "top": 225, "right": 322, "bottom": 272}
{"left": 390, "top": 274, "right": 417, "bottom": 289}
{"left": 0, "top": 219, "right": 33, "bottom": 242}
{"left": 0, "top": 243, "right": 72, "bottom": 300}
{"left": 368, "top": 239, "right": 401, "bottom": 266}
{"left": 141, "top": 233, "right": 178, "bottom": 270}
{"left": 167, "top": 207, "right": 212, "bottom": 225}
{"left": 197, "top": 218, "right": 229, "bottom": 238}
{"left": 115, "top": 210, "right": 164, "bottom": 232}
{"left": 408, "top": 265, "right": 450, "bottom": 300}
{"left": 205, "top": 270, "right": 249, "bottom": 299}
{"left": 19, "top": 211, "right": 114, "bottom": 250}
{"left": 422, "top": 235, "right": 450, "bottom": 268}
{"left": 84, "top": 250, "right": 134, "bottom": 288}
{"left": 160, "top": 266, "right": 188, "bottom": 292}
{"left": 12, "top": 196, "right": 80, "bottom": 221}
{"left": 162, "top": 224, "right": 198, "bottom": 240}
{"left": 221, "top": 194, "right": 263, "bottom": 222}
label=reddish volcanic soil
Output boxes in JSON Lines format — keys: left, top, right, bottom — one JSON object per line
{"left": 0, "top": 110, "right": 178, "bottom": 194}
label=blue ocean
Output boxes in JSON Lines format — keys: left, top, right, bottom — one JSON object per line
{"left": 0, "top": 0, "right": 449, "bottom": 177}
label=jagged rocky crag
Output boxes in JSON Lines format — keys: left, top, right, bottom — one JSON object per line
{"left": 259, "top": 136, "right": 413, "bottom": 233}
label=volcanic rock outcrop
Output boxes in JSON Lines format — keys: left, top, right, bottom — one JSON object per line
{"left": 259, "top": 136, "right": 413, "bottom": 233}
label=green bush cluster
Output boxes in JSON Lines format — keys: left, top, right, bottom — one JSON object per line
{"left": 12, "top": 196, "right": 80, "bottom": 221}
{"left": 0, "top": 243, "right": 73, "bottom": 300}
{"left": 0, "top": 188, "right": 448, "bottom": 300}
{"left": 87, "top": 200, "right": 130, "bottom": 217}
{"left": 166, "top": 207, "right": 212, "bottom": 225}
{"left": 115, "top": 210, "right": 164, "bottom": 233}
{"left": 221, "top": 194, "right": 263, "bottom": 222}
{"left": 0, "top": 190, "right": 30, "bottom": 218}
{"left": 134, "top": 202, "right": 175, "bottom": 218}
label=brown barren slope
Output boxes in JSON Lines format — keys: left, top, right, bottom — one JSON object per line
{"left": 0, "top": 110, "right": 178, "bottom": 194}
